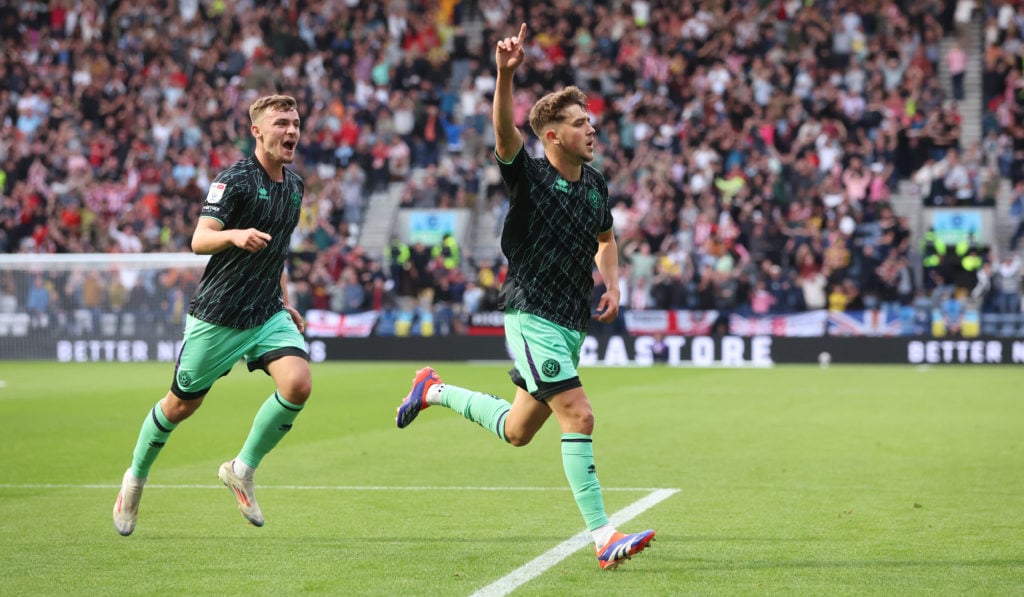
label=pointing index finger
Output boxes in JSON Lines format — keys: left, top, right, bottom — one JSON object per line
{"left": 517, "top": 23, "right": 527, "bottom": 45}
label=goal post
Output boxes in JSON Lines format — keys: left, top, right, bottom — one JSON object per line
{"left": 0, "top": 253, "right": 210, "bottom": 361}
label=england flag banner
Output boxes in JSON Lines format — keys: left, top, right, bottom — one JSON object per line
{"left": 304, "top": 309, "right": 380, "bottom": 338}
{"left": 729, "top": 310, "right": 828, "bottom": 337}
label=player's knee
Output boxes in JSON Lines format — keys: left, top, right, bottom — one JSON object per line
{"left": 505, "top": 429, "right": 535, "bottom": 447}
{"left": 280, "top": 375, "right": 312, "bottom": 405}
{"left": 505, "top": 418, "right": 544, "bottom": 446}
{"left": 162, "top": 393, "right": 202, "bottom": 423}
{"left": 565, "top": 410, "right": 595, "bottom": 435}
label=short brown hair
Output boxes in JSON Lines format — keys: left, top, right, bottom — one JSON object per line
{"left": 249, "top": 94, "right": 298, "bottom": 124}
{"left": 528, "top": 86, "right": 589, "bottom": 138}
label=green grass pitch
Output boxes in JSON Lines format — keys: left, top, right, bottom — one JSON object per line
{"left": 0, "top": 361, "right": 1021, "bottom": 595}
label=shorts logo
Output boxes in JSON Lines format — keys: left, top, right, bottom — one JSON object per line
{"left": 206, "top": 183, "right": 226, "bottom": 204}
{"left": 541, "top": 359, "right": 560, "bottom": 378}
{"left": 177, "top": 370, "right": 192, "bottom": 388}
{"left": 587, "top": 188, "right": 601, "bottom": 208}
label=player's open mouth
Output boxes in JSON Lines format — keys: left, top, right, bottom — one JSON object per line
{"left": 283, "top": 141, "right": 296, "bottom": 151}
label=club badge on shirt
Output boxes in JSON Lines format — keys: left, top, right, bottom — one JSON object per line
{"left": 206, "top": 183, "right": 227, "bottom": 204}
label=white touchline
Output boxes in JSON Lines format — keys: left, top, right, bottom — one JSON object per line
{"left": 469, "top": 488, "right": 680, "bottom": 597}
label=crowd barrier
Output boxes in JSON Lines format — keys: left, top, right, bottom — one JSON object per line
{"left": 4, "top": 334, "right": 1021, "bottom": 366}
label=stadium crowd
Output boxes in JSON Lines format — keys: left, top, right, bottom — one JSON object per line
{"left": 1, "top": 0, "right": 1022, "bottom": 339}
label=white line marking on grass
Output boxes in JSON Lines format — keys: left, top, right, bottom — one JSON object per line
{"left": 469, "top": 488, "right": 679, "bottom": 597}
{"left": 0, "top": 484, "right": 672, "bottom": 492}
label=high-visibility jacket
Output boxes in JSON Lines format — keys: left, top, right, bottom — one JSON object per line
{"left": 961, "top": 253, "right": 982, "bottom": 272}
{"left": 432, "top": 235, "right": 460, "bottom": 270}
{"left": 389, "top": 241, "right": 410, "bottom": 267}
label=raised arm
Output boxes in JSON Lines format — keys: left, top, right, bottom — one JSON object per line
{"left": 493, "top": 23, "right": 527, "bottom": 162}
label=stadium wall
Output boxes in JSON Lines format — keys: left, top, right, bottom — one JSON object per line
{"left": 3, "top": 334, "right": 1022, "bottom": 366}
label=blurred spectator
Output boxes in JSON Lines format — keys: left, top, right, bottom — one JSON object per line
{"left": 407, "top": 239, "right": 435, "bottom": 304}
{"left": 109, "top": 223, "right": 144, "bottom": 253}
{"left": 461, "top": 279, "right": 483, "bottom": 315}
{"left": 431, "top": 232, "right": 461, "bottom": 271}
{"left": 387, "top": 235, "right": 412, "bottom": 294}
{"left": 994, "top": 253, "right": 1022, "bottom": 314}
{"left": 971, "top": 259, "right": 995, "bottom": 312}
{"left": 946, "top": 41, "right": 967, "bottom": 101}
{"left": 937, "top": 289, "right": 965, "bottom": 336}
{"left": 25, "top": 273, "right": 51, "bottom": 328}
{"left": 1010, "top": 184, "right": 1024, "bottom": 251}
{"left": 328, "top": 267, "right": 366, "bottom": 315}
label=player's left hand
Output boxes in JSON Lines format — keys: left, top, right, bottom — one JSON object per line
{"left": 285, "top": 305, "right": 305, "bottom": 333}
{"left": 592, "top": 292, "right": 619, "bottom": 323}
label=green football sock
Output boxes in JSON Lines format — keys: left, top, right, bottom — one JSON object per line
{"left": 237, "top": 391, "right": 304, "bottom": 469}
{"left": 130, "top": 401, "right": 178, "bottom": 479}
{"left": 561, "top": 433, "right": 610, "bottom": 531}
{"left": 440, "top": 385, "right": 511, "bottom": 442}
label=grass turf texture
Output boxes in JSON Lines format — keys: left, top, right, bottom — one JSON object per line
{"left": 0, "top": 361, "right": 1021, "bottom": 596}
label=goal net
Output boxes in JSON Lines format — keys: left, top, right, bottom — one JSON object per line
{"left": 0, "top": 253, "right": 209, "bottom": 362}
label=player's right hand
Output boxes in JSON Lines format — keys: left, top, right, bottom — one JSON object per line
{"left": 236, "top": 228, "right": 272, "bottom": 252}
{"left": 495, "top": 23, "right": 526, "bottom": 71}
